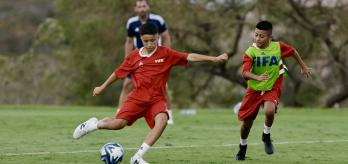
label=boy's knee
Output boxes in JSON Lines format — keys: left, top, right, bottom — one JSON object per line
{"left": 265, "top": 109, "right": 275, "bottom": 116}
{"left": 154, "top": 113, "right": 168, "bottom": 126}
{"left": 114, "top": 119, "right": 127, "bottom": 129}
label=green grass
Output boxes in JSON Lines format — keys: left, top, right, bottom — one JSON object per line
{"left": 0, "top": 105, "right": 348, "bottom": 163}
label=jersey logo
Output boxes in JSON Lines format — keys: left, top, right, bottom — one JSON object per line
{"left": 155, "top": 58, "right": 164, "bottom": 63}
{"left": 254, "top": 56, "right": 278, "bottom": 66}
{"left": 139, "top": 61, "right": 144, "bottom": 66}
{"left": 135, "top": 27, "right": 139, "bottom": 32}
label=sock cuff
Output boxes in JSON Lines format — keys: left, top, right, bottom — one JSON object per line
{"left": 240, "top": 138, "right": 247, "bottom": 146}
{"left": 264, "top": 123, "right": 271, "bottom": 129}
{"left": 142, "top": 143, "right": 150, "bottom": 149}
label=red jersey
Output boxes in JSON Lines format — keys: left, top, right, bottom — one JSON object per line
{"left": 115, "top": 46, "right": 188, "bottom": 103}
{"left": 242, "top": 41, "right": 295, "bottom": 90}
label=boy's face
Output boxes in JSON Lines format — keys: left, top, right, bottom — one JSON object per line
{"left": 134, "top": 1, "right": 149, "bottom": 17}
{"left": 141, "top": 34, "right": 158, "bottom": 52}
{"left": 254, "top": 28, "right": 272, "bottom": 48}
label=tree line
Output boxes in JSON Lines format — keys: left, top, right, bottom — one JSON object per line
{"left": 1, "top": 0, "right": 347, "bottom": 108}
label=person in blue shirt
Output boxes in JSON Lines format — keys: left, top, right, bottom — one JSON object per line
{"left": 119, "top": 0, "right": 174, "bottom": 124}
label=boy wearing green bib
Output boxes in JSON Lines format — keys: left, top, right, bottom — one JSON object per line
{"left": 235, "top": 21, "right": 312, "bottom": 160}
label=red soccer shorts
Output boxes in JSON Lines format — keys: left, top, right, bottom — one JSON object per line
{"left": 116, "top": 99, "right": 169, "bottom": 128}
{"left": 238, "top": 86, "right": 282, "bottom": 121}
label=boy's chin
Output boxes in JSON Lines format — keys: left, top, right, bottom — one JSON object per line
{"left": 146, "top": 48, "right": 155, "bottom": 52}
{"left": 256, "top": 43, "right": 265, "bottom": 48}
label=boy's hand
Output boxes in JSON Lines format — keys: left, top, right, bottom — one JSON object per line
{"left": 93, "top": 86, "right": 105, "bottom": 96}
{"left": 214, "top": 53, "right": 228, "bottom": 63}
{"left": 256, "top": 71, "right": 269, "bottom": 81}
{"left": 301, "top": 66, "right": 312, "bottom": 79}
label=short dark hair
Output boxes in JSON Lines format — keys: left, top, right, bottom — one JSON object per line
{"left": 139, "top": 23, "right": 158, "bottom": 35}
{"left": 256, "top": 21, "right": 273, "bottom": 35}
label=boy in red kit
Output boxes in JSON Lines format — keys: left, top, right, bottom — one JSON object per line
{"left": 73, "top": 23, "right": 228, "bottom": 164}
{"left": 235, "top": 21, "right": 312, "bottom": 160}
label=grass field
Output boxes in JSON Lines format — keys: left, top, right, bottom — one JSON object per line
{"left": 0, "top": 105, "right": 348, "bottom": 164}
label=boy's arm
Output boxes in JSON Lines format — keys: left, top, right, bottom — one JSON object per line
{"left": 242, "top": 55, "right": 269, "bottom": 81}
{"left": 93, "top": 73, "right": 119, "bottom": 96}
{"left": 291, "top": 50, "right": 312, "bottom": 78}
{"left": 93, "top": 55, "right": 133, "bottom": 96}
{"left": 280, "top": 41, "right": 312, "bottom": 78}
{"left": 243, "top": 71, "right": 269, "bottom": 81}
{"left": 187, "top": 53, "right": 228, "bottom": 63}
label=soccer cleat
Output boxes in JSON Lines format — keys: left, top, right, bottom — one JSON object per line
{"left": 262, "top": 133, "right": 274, "bottom": 154}
{"left": 235, "top": 144, "right": 247, "bottom": 160}
{"left": 130, "top": 154, "right": 149, "bottom": 164}
{"left": 73, "top": 117, "right": 98, "bottom": 139}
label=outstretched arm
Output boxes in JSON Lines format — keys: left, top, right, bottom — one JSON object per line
{"left": 292, "top": 50, "right": 312, "bottom": 78}
{"left": 93, "top": 73, "right": 119, "bottom": 96}
{"left": 187, "top": 53, "right": 228, "bottom": 63}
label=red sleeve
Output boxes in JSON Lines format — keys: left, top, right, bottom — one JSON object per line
{"left": 167, "top": 48, "right": 188, "bottom": 67}
{"left": 280, "top": 41, "right": 295, "bottom": 58}
{"left": 242, "top": 54, "right": 253, "bottom": 77}
{"left": 114, "top": 54, "right": 134, "bottom": 79}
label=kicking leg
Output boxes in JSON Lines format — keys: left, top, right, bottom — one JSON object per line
{"left": 97, "top": 117, "right": 128, "bottom": 130}
{"left": 131, "top": 113, "right": 168, "bottom": 164}
{"left": 262, "top": 101, "right": 276, "bottom": 154}
{"left": 73, "top": 117, "right": 128, "bottom": 139}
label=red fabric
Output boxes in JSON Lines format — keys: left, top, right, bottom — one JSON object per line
{"left": 114, "top": 46, "right": 187, "bottom": 127}
{"left": 115, "top": 46, "right": 188, "bottom": 103}
{"left": 279, "top": 41, "right": 295, "bottom": 58}
{"left": 116, "top": 100, "right": 169, "bottom": 128}
{"left": 242, "top": 55, "right": 253, "bottom": 77}
{"left": 238, "top": 76, "right": 283, "bottom": 121}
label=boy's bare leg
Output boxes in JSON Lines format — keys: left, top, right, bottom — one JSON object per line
{"left": 131, "top": 113, "right": 168, "bottom": 164}
{"left": 73, "top": 117, "right": 128, "bottom": 139}
{"left": 144, "top": 113, "right": 168, "bottom": 145}
{"left": 241, "top": 118, "right": 254, "bottom": 140}
{"left": 264, "top": 101, "right": 276, "bottom": 127}
{"left": 97, "top": 117, "right": 128, "bottom": 130}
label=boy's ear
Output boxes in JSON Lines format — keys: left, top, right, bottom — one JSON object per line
{"left": 269, "top": 35, "right": 273, "bottom": 41}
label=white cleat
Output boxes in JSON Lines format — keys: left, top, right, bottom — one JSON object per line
{"left": 73, "top": 117, "right": 98, "bottom": 139}
{"left": 130, "top": 155, "right": 149, "bottom": 164}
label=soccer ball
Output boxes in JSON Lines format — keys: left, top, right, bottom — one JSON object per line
{"left": 100, "top": 142, "right": 124, "bottom": 164}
